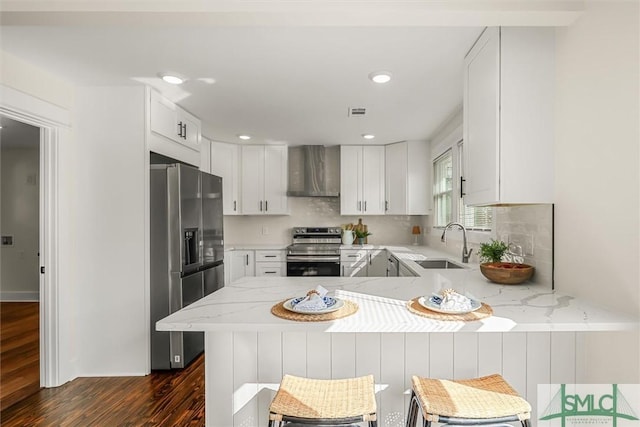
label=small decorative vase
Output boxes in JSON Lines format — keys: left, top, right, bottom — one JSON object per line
{"left": 357, "top": 237, "right": 365, "bottom": 245}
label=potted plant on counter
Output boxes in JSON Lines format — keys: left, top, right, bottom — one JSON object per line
{"left": 478, "top": 239, "right": 534, "bottom": 285}
{"left": 354, "top": 229, "right": 371, "bottom": 245}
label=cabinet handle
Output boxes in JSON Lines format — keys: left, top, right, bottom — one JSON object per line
{"left": 358, "top": 201, "right": 361, "bottom": 211}
{"left": 265, "top": 255, "right": 277, "bottom": 258}
{"left": 265, "top": 271, "right": 277, "bottom": 274}
{"left": 460, "top": 176, "right": 466, "bottom": 198}
{"left": 385, "top": 201, "right": 389, "bottom": 211}
{"left": 245, "top": 254, "right": 249, "bottom": 266}
{"left": 233, "top": 201, "right": 237, "bottom": 211}
{"left": 364, "top": 201, "right": 367, "bottom": 212}
{"left": 369, "top": 254, "right": 372, "bottom": 265}
{"left": 347, "top": 254, "right": 357, "bottom": 258}
{"left": 182, "top": 123, "right": 187, "bottom": 139}
{"left": 177, "top": 121, "right": 183, "bottom": 137}
{"left": 342, "top": 265, "right": 345, "bottom": 276}
{"left": 265, "top": 200, "right": 268, "bottom": 212}
{"left": 259, "top": 201, "right": 263, "bottom": 211}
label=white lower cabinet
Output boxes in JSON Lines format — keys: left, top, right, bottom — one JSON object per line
{"left": 255, "top": 250, "right": 286, "bottom": 277}
{"left": 229, "top": 250, "right": 255, "bottom": 283}
{"left": 399, "top": 263, "right": 417, "bottom": 277}
{"left": 340, "top": 248, "right": 387, "bottom": 277}
{"left": 340, "top": 248, "right": 368, "bottom": 277}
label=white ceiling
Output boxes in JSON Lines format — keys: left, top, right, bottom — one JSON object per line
{"left": 0, "top": 2, "right": 582, "bottom": 146}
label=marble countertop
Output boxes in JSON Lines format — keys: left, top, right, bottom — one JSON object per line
{"left": 157, "top": 257, "right": 638, "bottom": 333}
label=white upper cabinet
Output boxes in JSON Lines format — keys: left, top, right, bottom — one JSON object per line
{"left": 463, "top": 27, "right": 554, "bottom": 206}
{"left": 148, "top": 89, "right": 202, "bottom": 165}
{"left": 149, "top": 90, "right": 201, "bottom": 150}
{"left": 240, "top": 145, "right": 288, "bottom": 215}
{"left": 211, "top": 141, "right": 241, "bottom": 215}
{"left": 340, "top": 145, "right": 385, "bottom": 215}
{"left": 385, "top": 141, "right": 431, "bottom": 215}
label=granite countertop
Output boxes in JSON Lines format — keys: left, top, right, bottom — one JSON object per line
{"left": 157, "top": 248, "right": 639, "bottom": 333}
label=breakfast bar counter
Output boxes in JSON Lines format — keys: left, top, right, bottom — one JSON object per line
{"left": 157, "top": 271, "right": 638, "bottom": 427}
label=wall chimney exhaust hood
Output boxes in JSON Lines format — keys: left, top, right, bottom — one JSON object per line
{"left": 287, "top": 145, "right": 340, "bottom": 197}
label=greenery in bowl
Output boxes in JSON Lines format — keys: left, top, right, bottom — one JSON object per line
{"left": 478, "top": 239, "right": 508, "bottom": 263}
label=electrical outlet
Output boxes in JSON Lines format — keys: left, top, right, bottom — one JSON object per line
{"left": 174, "top": 355, "right": 180, "bottom": 363}
{"left": 262, "top": 226, "right": 269, "bottom": 235}
{"left": 1, "top": 235, "right": 13, "bottom": 246}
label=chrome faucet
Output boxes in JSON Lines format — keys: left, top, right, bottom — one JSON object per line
{"left": 441, "top": 222, "right": 473, "bottom": 263}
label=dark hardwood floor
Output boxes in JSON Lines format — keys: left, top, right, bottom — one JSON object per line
{"left": 1, "top": 302, "right": 40, "bottom": 412}
{"left": 0, "top": 304, "right": 205, "bottom": 427}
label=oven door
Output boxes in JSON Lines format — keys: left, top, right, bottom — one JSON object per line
{"left": 286, "top": 256, "right": 341, "bottom": 277}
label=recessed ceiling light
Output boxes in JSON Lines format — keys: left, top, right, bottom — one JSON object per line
{"left": 238, "top": 135, "right": 251, "bottom": 140}
{"left": 368, "top": 71, "right": 392, "bottom": 84}
{"left": 158, "top": 72, "right": 186, "bottom": 85}
{"left": 362, "top": 134, "right": 375, "bottom": 140}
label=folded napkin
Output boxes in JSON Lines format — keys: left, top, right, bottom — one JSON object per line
{"left": 439, "top": 289, "right": 473, "bottom": 311}
{"left": 294, "top": 285, "right": 329, "bottom": 311}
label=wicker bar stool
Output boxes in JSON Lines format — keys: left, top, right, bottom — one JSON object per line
{"left": 406, "top": 374, "right": 532, "bottom": 427}
{"left": 268, "top": 374, "right": 378, "bottom": 426}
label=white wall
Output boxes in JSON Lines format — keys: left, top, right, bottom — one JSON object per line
{"left": 0, "top": 50, "right": 74, "bottom": 111}
{"left": 0, "top": 49, "right": 80, "bottom": 384}
{"left": 74, "top": 86, "right": 147, "bottom": 376}
{"left": 0, "top": 146, "right": 40, "bottom": 300}
{"left": 554, "top": 1, "right": 639, "bottom": 382}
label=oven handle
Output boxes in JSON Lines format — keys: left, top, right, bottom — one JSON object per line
{"left": 287, "top": 256, "right": 340, "bottom": 263}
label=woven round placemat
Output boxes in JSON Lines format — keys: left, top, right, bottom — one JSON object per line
{"left": 271, "top": 298, "right": 359, "bottom": 322}
{"left": 407, "top": 297, "right": 493, "bottom": 322}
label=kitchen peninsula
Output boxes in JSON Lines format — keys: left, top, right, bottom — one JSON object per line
{"left": 157, "top": 249, "right": 638, "bottom": 427}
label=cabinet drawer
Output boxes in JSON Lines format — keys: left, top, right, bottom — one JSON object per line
{"left": 340, "top": 249, "right": 367, "bottom": 262}
{"left": 255, "top": 250, "right": 285, "bottom": 262}
{"left": 256, "top": 263, "right": 285, "bottom": 277}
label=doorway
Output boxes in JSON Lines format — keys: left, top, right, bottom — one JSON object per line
{"left": 0, "top": 117, "right": 42, "bottom": 410}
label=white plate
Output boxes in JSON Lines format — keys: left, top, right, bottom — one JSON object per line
{"left": 283, "top": 296, "right": 344, "bottom": 314}
{"left": 418, "top": 295, "right": 482, "bottom": 314}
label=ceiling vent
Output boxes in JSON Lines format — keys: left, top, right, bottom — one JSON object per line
{"left": 348, "top": 107, "right": 366, "bottom": 117}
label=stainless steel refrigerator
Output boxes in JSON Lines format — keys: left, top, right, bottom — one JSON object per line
{"left": 150, "top": 163, "right": 224, "bottom": 369}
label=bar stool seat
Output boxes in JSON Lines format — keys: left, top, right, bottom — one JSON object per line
{"left": 406, "top": 374, "right": 531, "bottom": 427}
{"left": 268, "top": 374, "right": 378, "bottom": 426}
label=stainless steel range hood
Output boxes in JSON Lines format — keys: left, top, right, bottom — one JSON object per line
{"left": 287, "top": 145, "right": 340, "bottom": 197}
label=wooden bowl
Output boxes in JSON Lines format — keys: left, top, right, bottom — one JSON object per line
{"left": 480, "top": 262, "right": 534, "bottom": 285}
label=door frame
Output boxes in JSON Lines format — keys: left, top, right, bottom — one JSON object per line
{"left": 1, "top": 84, "right": 70, "bottom": 387}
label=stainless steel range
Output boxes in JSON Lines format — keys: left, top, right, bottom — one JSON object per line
{"left": 286, "top": 227, "right": 342, "bottom": 276}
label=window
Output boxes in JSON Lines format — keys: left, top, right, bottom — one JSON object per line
{"left": 432, "top": 141, "right": 492, "bottom": 231}
{"left": 433, "top": 149, "right": 453, "bottom": 227}
{"left": 457, "top": 141, "right": 492, "bottom": 230}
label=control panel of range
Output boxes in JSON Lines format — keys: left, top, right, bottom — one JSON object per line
{"left": 291, "top": 227, "right": 342, "bottom": 244}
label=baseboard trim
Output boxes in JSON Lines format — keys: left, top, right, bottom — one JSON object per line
{"left": 0, "top": 291, "right": 40, "bottom": 302}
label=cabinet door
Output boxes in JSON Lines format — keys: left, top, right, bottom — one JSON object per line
{"left": 150, "top": 90, "right": 180, "bottom": 142}
{"left": 362, "top": 146, "right": 386, "bottom": 215}
{"left": 463, "top": 27, "right": 500, "bottom": 206}
{"left": 367, "top": 249, "right": 388, "bottom": 277}
{"left": 263, "top": 145, "right": 288, "bottom": 214}
{"left": 340, "top": 146, "right": 363, "bottom": 215}
{"left": 211, "top": 141, "right": 240, "bottom": 215}
{"left": 179, "top": 109, "right": 201, "bottom": 150}
{"left": 240, "top": 146, "right": 266, "bottom": 215}
{"left": 385, "top": 142, "right": 407, "bottom": 214}
{"left": 341, "top": 262, "right": 367, "bottom": 277}
{"left": 229, "top": 250, "right": 254, "bottom": 282}
{"left": 399, "top": 263, "right": 416, "bottom": 277}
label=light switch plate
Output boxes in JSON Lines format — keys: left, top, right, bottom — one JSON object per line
{"left": 1, "top": 235, "right": 14, "bottom": 246}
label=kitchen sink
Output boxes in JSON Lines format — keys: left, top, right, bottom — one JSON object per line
{"left": 415, "top": 259, "right": 464, "bottom": 269}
